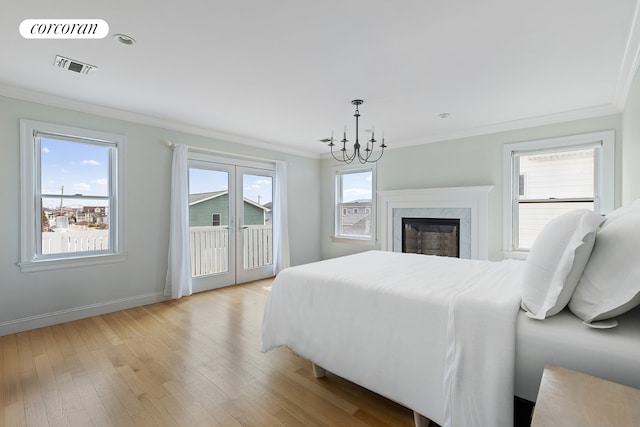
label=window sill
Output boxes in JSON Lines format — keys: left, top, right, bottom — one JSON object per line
{"left": 18, "top": 253, "right": 128, "bottom": 273}
{"left": 331, "top": 236, "right": 376, "bottom": 246}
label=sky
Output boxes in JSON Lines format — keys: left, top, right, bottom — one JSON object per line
{"left": 341, "top": 170, "right": 372, "bottom": 202}
{"left": 41, "top": 137, "right": 274, "bottom": 210}
{"left": 40, "top": 138, "right": 110, "bottom": 209}
{"left": 41, "top": 135, "right": 370, "bottom": 208}
{"left": 189, "top": 168, "right": 273, "bottom": 205}
{"left": 188, "top": 167, "right": 371, "bottom": 205}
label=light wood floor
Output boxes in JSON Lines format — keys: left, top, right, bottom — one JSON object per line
{"left": 1, "top": 278, "right": 419, "bottom": 426}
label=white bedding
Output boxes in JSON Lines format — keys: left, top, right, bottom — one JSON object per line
{"left": 261, "top": 251, "right": 524, "bottom": 427}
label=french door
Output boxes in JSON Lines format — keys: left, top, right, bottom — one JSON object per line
{"left": 188, "top": 158, "right": 275, "bottom": 292}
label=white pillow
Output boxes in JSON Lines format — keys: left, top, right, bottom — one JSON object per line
{"left": 521, "top": 209, "right": 604, "bottom": 319}
{"left": 569, "top": 207, "right": 640, "bottom": 325}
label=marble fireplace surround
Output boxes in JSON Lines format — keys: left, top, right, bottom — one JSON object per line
{"left": 378, "top": 186, "right": 494, "bottom": 260}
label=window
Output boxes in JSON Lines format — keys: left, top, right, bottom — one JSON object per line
{"left": 19, "top": 120, "right": 126, "bottom": 272}
{"left": 503, "top": 131, "right": 614, "bottom": 255}
{"left": 333, "top": 165, "right": 376, "bottom": 243}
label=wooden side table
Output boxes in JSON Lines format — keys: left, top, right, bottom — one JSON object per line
{"left": 531, "top": 364, "right": 640, "bottom": 426}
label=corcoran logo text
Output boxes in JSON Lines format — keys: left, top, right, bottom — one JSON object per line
{"left": 19, "top": 19, "right": 109, "bottom": 39}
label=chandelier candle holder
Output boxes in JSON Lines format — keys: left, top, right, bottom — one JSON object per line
{"left": 324, "top": 99, "right": 387, "bottom": 164}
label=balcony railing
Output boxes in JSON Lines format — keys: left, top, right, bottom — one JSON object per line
{"left": 42, "top": 230, "right": 109, "bottom": 255}
{"left": 190, "top": 225, "right": 272, "bottom": 277}
{"left": 190, "top": 226, "right": 229, "bottom": 277}
{"left": 41, "top": 226, "right": 272, "bottom": 278}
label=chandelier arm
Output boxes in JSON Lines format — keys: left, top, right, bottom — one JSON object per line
{"left": 335, "top": 143, "right": 356, "bottom": 164}
{"left": 363, "top": 145, "right": 385, "bottom": 163}
{"left": 331, "top": 144, "right": 351, "bottom": 164}
{"left": 358, "top": 140, "right": 375, "bottom": 163}
{"left": 355, "top": 140, "right": 384, "bottom": 163}
{"left": 344, "top": 144, "right": 357, "bottom": 162}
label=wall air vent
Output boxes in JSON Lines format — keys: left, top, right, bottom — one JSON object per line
{"left": 54, "top": 55, "right": 97, "bottom": 75}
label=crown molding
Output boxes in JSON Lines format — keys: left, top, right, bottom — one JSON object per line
{"left": 613, "top": 0, "right": 640, "bottom": 110}
{"left": 392, "top": 103, "right": 621, "bottom": 150}
{"left": 0, "top": 82, "right": 623, "bottom": 160}
{"left": 0, "top": 82, "right": 321, "bottom": 159}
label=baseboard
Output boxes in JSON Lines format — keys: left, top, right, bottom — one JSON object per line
{"left": 514, "top": 396, "right": 535, "bottom": 427}
{"left": 0, "top": 292, "right": 169, "bottom": 336}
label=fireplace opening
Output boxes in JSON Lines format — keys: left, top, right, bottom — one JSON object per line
{"left": 402, "top": 217, "right": 460, "bottom": 257}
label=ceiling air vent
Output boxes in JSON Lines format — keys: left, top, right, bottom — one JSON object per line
{"left": 54, "top": 55, "right": 97, "bottom": 75}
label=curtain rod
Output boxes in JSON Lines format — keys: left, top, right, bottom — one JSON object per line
{"left": 166, "top": 140, "right": 277, "bottom": 164}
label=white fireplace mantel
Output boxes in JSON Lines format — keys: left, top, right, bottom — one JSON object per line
{"left": 378, "top": 186, "right": 494, "bottom": 260}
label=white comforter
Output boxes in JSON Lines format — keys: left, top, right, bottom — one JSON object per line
{"left": 261, "top": 251, "right": 524, "bottom": 427}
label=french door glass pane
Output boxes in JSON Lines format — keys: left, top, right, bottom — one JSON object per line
{"left": 242, "top": 173, "right": 272, "bottom": 270}
{"left": 189, "top": 168, "right": 230, "bottom": 277}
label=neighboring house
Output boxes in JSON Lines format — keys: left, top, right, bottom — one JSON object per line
{"left": 340, "top": 199, "right": 372, "bottom": 235}
{"left": 80, "top": 206, "right": 109, "bottom": 224}
{"left": 263, "top": 202, "right": 273, "bottom": 224}
{"left": 189, "top": 191, "right": 269, "bottom": 227}
{"left": 517, "top": 150, "right": 595, "bottom": 248}
{"left": 43, "top": 205, "right": 109, "bottom": 229}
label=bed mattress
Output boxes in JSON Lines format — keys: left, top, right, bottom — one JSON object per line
{"left": 515, "top": 306, "right": 640, "bottom": 401}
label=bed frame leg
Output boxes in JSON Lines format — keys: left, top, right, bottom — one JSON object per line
{"left": 413, "top": 411, "right": 431, "bottom": 427}
{"left": 311, "top": 363, "right": 326, "bottom": 378}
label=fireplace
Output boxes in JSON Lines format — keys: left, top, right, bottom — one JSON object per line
{"left": 378, "top": 186, "right": 494, "bottom": 260}
{"left": 402, "top": 217, "right": 460, "bottom": 257}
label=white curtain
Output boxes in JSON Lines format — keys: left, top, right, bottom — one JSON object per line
{"left": 164, "top": 144, "right": 193, "bottom": 299}
{"left": 273, "top": 160, "right": 290, "bottom": 274}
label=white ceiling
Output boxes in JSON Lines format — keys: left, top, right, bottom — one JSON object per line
{"left": 2, "top": 1, "right": 639, "bottom": 157}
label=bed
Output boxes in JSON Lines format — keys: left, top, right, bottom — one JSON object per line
{"left": 262, "top": 251, "right": 525, "bottom": 426}
{"left": 262, "top": 207, "right": 640, "bottom": 427}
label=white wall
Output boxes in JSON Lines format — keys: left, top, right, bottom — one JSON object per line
{"left": 622, "top": 68, "right": 640, "bottom": 205}
{"left": 0, "top": 95, "right": 321, "bottom": 335}
{"left": 321, "top": 114, "right": 623, "bottom": 261}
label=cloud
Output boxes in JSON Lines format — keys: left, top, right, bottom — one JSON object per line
{"left": 81, "top": 160, "right": 101, "bottom": 166}
{"left": 93, "top": 178, "right": 108, "bottom": 185}
{"left": 344, "top": 188, "right": 372, "bottom": 197}
{"left": 74, "top": 183, "right": 91, "bottom": 193}
{"left": 255, "top": 179, "right": 272, "bottom": 185}
{"left": 42, "top": 147, "right": 50, "bottom": 153}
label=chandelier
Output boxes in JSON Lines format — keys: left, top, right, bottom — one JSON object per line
{"left": 323, "top": 99, "right": 386, "bottom": 164}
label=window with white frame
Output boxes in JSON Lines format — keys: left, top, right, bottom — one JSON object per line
{"left": 333, "top": 165, "right": 376, "bottom": 242}
{"left": 502, "top": 130, "right": 614, "bottom": 255}
{"left": 19, "top": 119, "right": 126, "bottom": 272}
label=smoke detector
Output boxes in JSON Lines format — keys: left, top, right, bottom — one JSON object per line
{"left": 54, "top": 55, "right": 97, "bottom": 75}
